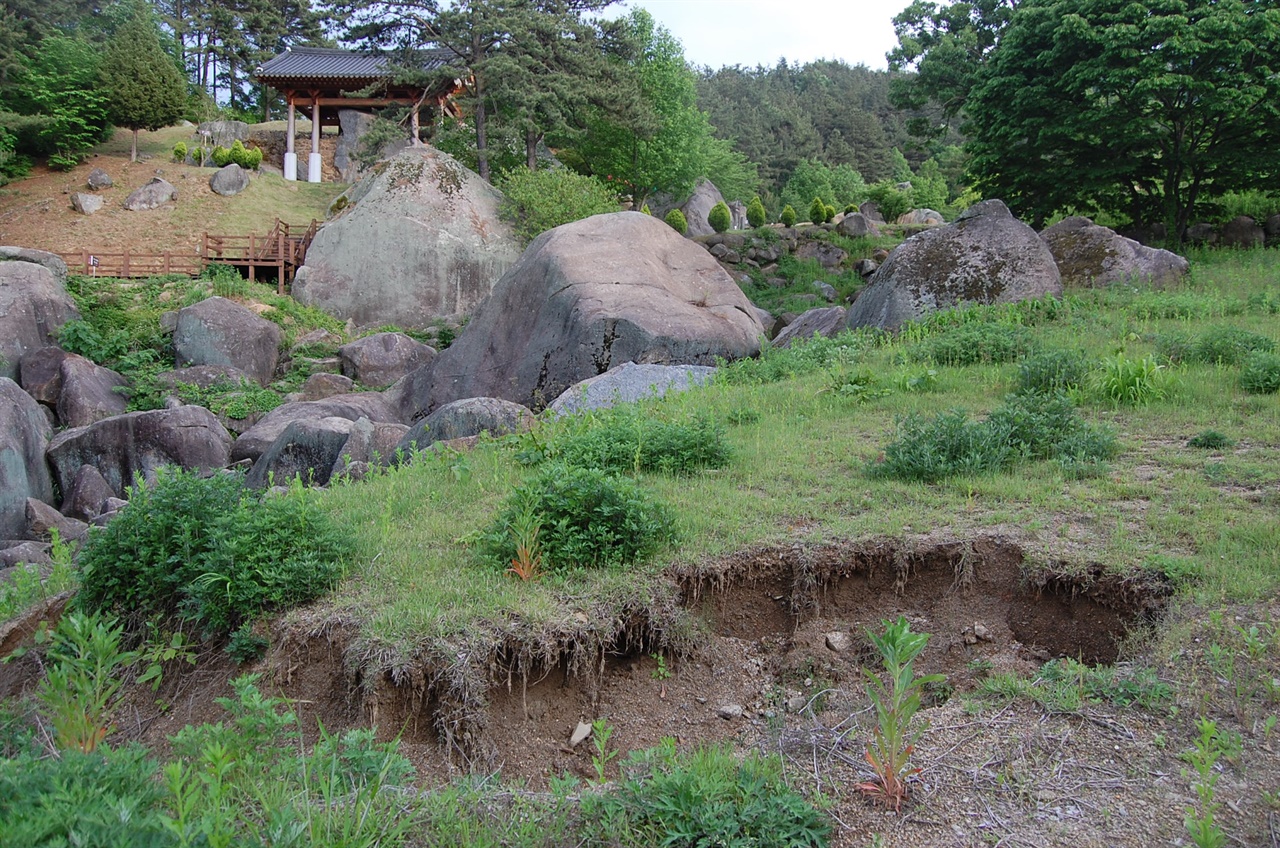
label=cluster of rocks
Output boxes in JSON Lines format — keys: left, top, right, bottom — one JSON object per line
{"left": 1183, "top": 214, "right": 1280, "bottom": 249}
{"left": 0, "top": 210, "right": 764, "bottom": 574}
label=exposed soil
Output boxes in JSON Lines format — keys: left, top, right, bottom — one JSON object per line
{"left": 11, "top": 532, "right": 1265, "bottom": 848}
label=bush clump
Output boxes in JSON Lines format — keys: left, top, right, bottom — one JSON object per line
{"left": 808, "top": 196, "right": 826, "bottom": 225}
{"left": 746, "top": 196, "right": 766, "bottom": 228}
{"left": 1089, "top": 353, "right": 1171, "bottom": 405}
{"left": 1188, "top": 429, "right": 1234, "bottom": 449}
{"left": 497, "top": 166, "right": 620, "bottom": 244}
{"left": 76, "top": 469, "right": 354, "bottom": 634}
{"left": 708, "top": 201, "right": 731, "bottom": 233}
{"left": 1240, "top": 351, "right": 1280, "bottom": 394}
{"left": 480, "top": 465, "right": 675, "bottom": 572}
{"left": 589, "top": 742, "right": 829, "bottom": 847}
{"left": 780, "top": 204, "right": 797, "bottom": 227}
{"left": 664, "top": 208, "right": 688, "bottom": 235}
{"left": 873, "top": 393, "right": 1116, "bottom": 482}
{"left": 1159, "top": 326, "right": 1275, "bottom": 365}
{"left": 172, "top": 141, "right": 187, "bottom": 162}
{"left": 535, "top": 406, "right": 731, "bottom": 475}
{"left": 913, "top": 323, "right": 1036, "bottom": 366}
{"left": 1015, "top": 349, "right": 1091, "bottom": 395}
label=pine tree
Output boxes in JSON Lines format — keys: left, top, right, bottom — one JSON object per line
{"left": 101, "top": 1, "right": 187, "bottom": 162}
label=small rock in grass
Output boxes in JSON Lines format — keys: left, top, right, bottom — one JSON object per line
{"left": 716, "top": 704, "right": 743, "bottom": 720}
{"left": 569, "top": 720, "right": 592, "bottom": 747}
{"left": 825, "top": 631, "right": 853, "bottom": 653}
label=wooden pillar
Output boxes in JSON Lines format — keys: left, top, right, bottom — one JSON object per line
{"left": 308, "top": 91, "right": 322, "bottom": 183}
{"left": 284, "top": 92, "right": 298, "bottom": 181}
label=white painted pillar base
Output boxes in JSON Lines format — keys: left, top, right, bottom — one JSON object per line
{"left": 284, "top": 152, "right": 297, "bottom": 181}
{"left": 308, "top": 153, "right": 322, "bottom": 183}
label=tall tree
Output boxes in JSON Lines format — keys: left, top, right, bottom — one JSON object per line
{"left": 886, "top": 0, "right": 1014, "bottom": 139}
{"left": 101, "top": 0, "right": 187, "bottom": 161}
{"left": 965, "top": 0, "right": 1280, "bottom": 237}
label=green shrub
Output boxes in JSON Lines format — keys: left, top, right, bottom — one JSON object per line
{"left": 497, "top": 166, "right": 619, "bottom": 244}
{"left": 1188, "top": 326, "right": 1276, "bottom": 366}
{"left": 1090, "top": 353, "right": 1170, "bottom": 405}
{"left": 873, "top": 393, "right": 1115, "bottom": 482}
{"left": 211, "top": 144, "right": 231, "bottom": 167}
{"left": 808, "top": 196, "right": 826, "bottom": 225}
{"left": 479, "top": 465, "right": 675, "bottom": 572}
{"left": 746, "top": 196, "right": 766, "bottom": 228}
{"left": 913, "top": 323, "right": 1036, "bottom": 366}
{"left": 226, "top": 624, "right": 269, "bottom": 664}
{"left": 1016, "top": 349, "right": 1090, "bottom": 395}
{"left": 824, "top": 204, "right": 836, "bottom": 223}
{"left": 172, "top": 140, "right": 187, "bottom": 162}
{"left": 640, "top": 203, "right": 651, "bottom": 215}
{"left": 708, "top": 201, "right": 731, "bottom": 233}
{"left": 534, "top": 407, "right": 731, "bottom": 475}
{"left": 591, "top": 742, "right": 829, "bottom": 848}
{"left": 175, "top": 378, "right": 282, "bottom": 421}
{"left": 0, "top": 744, "right": 170, "bottom": 847}
{"left": 664, "top": 208, "right": 688, "bottom": 235}
{"left": 865, "top": 180, "right": 912, "bottom": 222}
{"left": 1188, "top": 430, "right": 1234, "bottom": 449}
{"left": 717, "top": 330, "right": 870, "bottom": 385}
{"left": 780, "top": 204, "right": 797, "bottom": 227}
{"left": 75, "top": 469, "right": 353, "bottom": 635}
{"left": 1240, "top": 351, "right": 1280, "bottom": 394}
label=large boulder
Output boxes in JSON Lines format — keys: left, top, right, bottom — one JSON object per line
{"left": 19, "top": 346, "right": 74, "bottom": 408}
{"left": 897, "top": 209, "right": 945, "bottom": 227}
{"left": 417, "top": 211, "right": 764, "bottom": 413}
{"left": 173, "top": 296, "right": 281, "bottom": 386}
{"left": 209, "top": 164, "right": 250, "bottom": 197}
{"left": 339, "top": 332, "right": 436, "bottom": 389}
{"left": 86, "top": 168, "right": 113, "bottom": 191}
{"left": 55, "top": 355, "right": 128, "bottom": 428}
{"left": 195, "top": 120, "right": 249, "bottom": 147}
{"left": 0, "top": 258, "right": 79, "bottom": 381}
{"left": 837, "top": 213, "right": 881, "bottom": 239}
{"left": 244, "top": 417, "right": 356, "bottom": 489}
{"left": 1219, "top": 215, "right": 1265, "bottom": 249}
{"left": 545, "top": 362, "right": 717, "bottom": 418}
{"left": 397, "top": 397, "right": 533, "bottom": 453}
{"left": 123, "top": 177, "right": 178, "bottom": 211}
{"left": 230, "top": 393, "right": 400, "bottom": 463}
{"left": 61, "top": 464, "right": 116, "bottom": 522}
{"left": 844, "top": 200, "right": 1062, "bottom": 332}
{"left": 773, "top": 306, "right": 847, "bottom": 349}
{"left": 45, "top": 406, "right": 231, "bottom": 500}
{"left": 333, "top": 109, "right": 411, "bottom": 182}
{"left": 1265, "top": 214, "right": 1280, "bottom": 246}
{"left": 1040, "top": 216, "right": 1189, "bottom": 288}
{"left": 70, "top": 192, "right": 104, "bottom": 215}
{"left": 0, "top": 247, "right": 68, "bottom": 283}
{"left": 291, "top": 147, "right": 522, "bottom": 329}
{"left": 675, "top": 180, "right": 728, "bottom": 238}
{"left": 0, "top": 379, "right": 55, "bottom": 539}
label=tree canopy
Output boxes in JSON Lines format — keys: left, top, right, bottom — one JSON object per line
{"left": 102, "top": 1, "right": 188, "bottom": 161}
{"left": 963, "top": 0, "right": 1280, "bottom": 236}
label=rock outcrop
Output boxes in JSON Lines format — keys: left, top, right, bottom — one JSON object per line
{"left": 209, "top": 164, "right": 250, "bottom": 197}
{"left": 1040, "top": 216, "right": 1189, "bottom": 288}
{"left": 55, "top": 355, "right": 128, "bottom": 428}
{"left": 0, "top": 379, "right": 55, "bottom": 539}
{"left": 845, "top": 200, "right": 1062, "bottom": 332}
{"left": 338, "top": 332, "right": 436, "bottom": 389}
{"left": 545, "top": 362, "right": 717, "bottom": 417}
{"left": 0, "top": 255, "right": 79, "bottom": 381}
{"left": 397, "top": 397, "right": 533, "bottom": 453}
{"left": 230, "top": 393, "right": 400, "bottom": 463}
{"left": 173, "top": 297, "right": 281, "bottom": 386}
{"left": 45, "top": 406, "right": 232, "bottom": 500}
{"left": 292, "top": 147, "right": 522, "bottom": 329}
{"left": 773, "top": 306, "right": 847, "bottom": 349}
{"left": 123, "top": 178, "right": 178, "bottom": 211}
{"left": 415, "top": 211, "right": 763, "bottom": 413}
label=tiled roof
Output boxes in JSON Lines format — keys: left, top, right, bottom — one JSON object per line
{"left": 256, "top": 46, "right": 457, "bottom": 81}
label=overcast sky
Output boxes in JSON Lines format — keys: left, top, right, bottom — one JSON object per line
{"left": 607, "top": 0, "right": 908, "bottom": 71}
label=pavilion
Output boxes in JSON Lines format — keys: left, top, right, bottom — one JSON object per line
{"left": 254, "top": 46, "right": 464, "bottom": 182}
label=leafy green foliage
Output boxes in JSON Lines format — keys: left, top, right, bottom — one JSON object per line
{"left": 171, "top": 140, "right": 186, "bottom": 162}
{"left": 0, "top": 744, "right": 170, "bottom": 847}
{"left": 528, "top": 406, "right": 731, "bottom": 476}
{"left": 808, "top": 196, "right": 826, "bottom": 225}
{"left": 1090, "top": 353, "right": 1171, "bottom": 405}
{"left": 965, "top": 0, "right": 1280, "bottom": 235}
{"left": 857, "top": 617, "right": 944, "bottom": 810}
{"left": 593, "top": 742, "right": 829, "bottom": 847}
{"left": 498, "top": 166, "right": 620, "bottom": 244}
{"left": 664, "top": 208, "right": 688, "bottom": 235}
{"left": 226, "top": 624, "right": 269, "bottom": 665}
{"left": 1239, "top": 351, "right": 1280, "bottom": 394}
{"left": 1169, "top": 326, "right": 1276, "bottom": 366}
{"left": 99, "top": 0, "right": 186, "bottom": 161}
{"left": 865, "top": 180, "right": 912, "bottom": 222}
{"left": 746, "top": 195, "right": 766, "bottom": 227}
{"left": 0, "top": 35, "right": 111, "bottom": 167}
{"left": 912, "top": 322, "right": 1035, "bottom": 366}
{"left": 781, "top": 159, "right": 866, "bottom": 214}
{"left": 479, "top": 465, "right": 675, "bottom": 573}
{"left": 175, "top": 378, "right": 282, "bottom": 421}
{"left": 1015, "top": 349, "right": 1090, "bottom": 395}
{"left": 981, "top": 657, "right": 1172, "bottom": 711}
{"left": 780, "top": 204, "right": 797, "bottom": 227}
{"left": 36, "top": 612, "right": 138, "bottom": 754}
{"left": 873, "top": 393, "right": 1116, "bottom": 482}
{"left": 717, "top": 330, "right": 871, "bottom": 386}
{"left": 75, "top": 469, "right": 353, "bottom": 635}
{"left": 1188, "top": 430, "right": 1234, "bottom": 450}
{"left": 707, "top": 200, "right": 731, "bottom": 233}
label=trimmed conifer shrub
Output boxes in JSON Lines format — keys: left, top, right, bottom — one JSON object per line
{"left": 746, "top": 196, "right": 766, "bottom": 228}
{"left": 780, "top": 205, "right": 797, "bottom": 227}
{"left": 708, "top": 201, "right": 731, "bottom": 233}
{"left": 664, "top": 208, "right": 688, "bottom": 235}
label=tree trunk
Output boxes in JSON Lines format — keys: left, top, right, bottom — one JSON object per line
{"left": 131, "top": 129, "right": 139, "bottom": 163}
